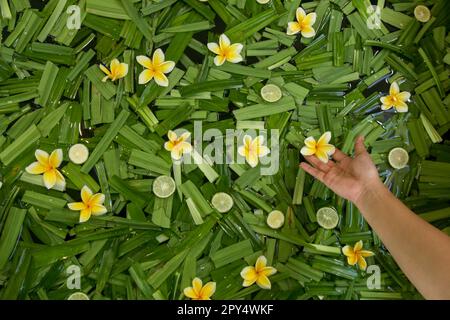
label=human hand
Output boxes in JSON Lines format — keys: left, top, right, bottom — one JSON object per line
{"left": 299, "top": 136, "right": 384, "bottom": 205}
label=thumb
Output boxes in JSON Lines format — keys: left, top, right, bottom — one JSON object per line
{"left": 354, "top": 136, "right": 367, "bottom": 156}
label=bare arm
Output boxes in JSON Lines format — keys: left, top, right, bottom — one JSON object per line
{"left": 300, "top": 136, "right": 450, "bottom": 299}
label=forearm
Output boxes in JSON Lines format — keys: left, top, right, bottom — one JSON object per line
{"left": 355, "top": 182, "right": 450, "bottom": 299}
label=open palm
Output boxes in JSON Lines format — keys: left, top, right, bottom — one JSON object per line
{"left": 300, "top": 136, "right": 381, "bottom": 204}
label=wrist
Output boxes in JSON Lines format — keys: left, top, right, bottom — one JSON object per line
{"left": 353, "top": 180, "right": 388, "bottom": 211}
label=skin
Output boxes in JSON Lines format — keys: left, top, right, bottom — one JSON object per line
{"left": 300, "top": 136, "right": 450, "bottom": 300}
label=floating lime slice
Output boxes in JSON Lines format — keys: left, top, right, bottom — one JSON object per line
{"left": 267, "top": 210, "right": 285, "bottom": 229}
{"left": 388, "top": 147, "right": 409, "bottom": 169}
{"left": 68, "top": 144, "right": 89, "bottom": 164}
{"left": 414, "top": 5, "right": 431, "bottom": 23}
{"left": 261, "top": 84, "right": 282, "bottom": 103}
{"left": 67, "top": 292, "right": 90, "bottom": 300}
{"left": 211, "top": 192, "right": 234, "bottom": 213}
{"left": 316, "top": 207, "right": 339, "bottom": 230}
{"left": 256, "top": 0, "right": 270, "bottom": 4}
{"left": 152, "top": 175, "right": 176, "bottom": 198}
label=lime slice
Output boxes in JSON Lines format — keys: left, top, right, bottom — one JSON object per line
{"left": 67, "top": 292, "right": 90, "bottom": 300}
{"left": 256, "top": 0, "right": 270, "bottom": 4}
{"left": 211, "top": 192, "right": 234, "bottom": 213}
{"left": 152, "top": 175, "right": 176, "bottom": 198}
{"left": 388, "top": 147, "right": 409, "bottom": 169}
{"left": 68, "top": 144, "right": 89, "bottom": 164}
{"left": 267, "top": 210, "right": 285, "bottom": 229}
{"left": 414, "top": 5, "right": 431, "bottom": 23}
{"left": 261, "top": 84, "right": 282, "bottom": 103}
{"left": 316, "top": 207, "right": 339, "bottom": 230}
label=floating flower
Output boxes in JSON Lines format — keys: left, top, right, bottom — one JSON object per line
{"left": 25, "top": 149, "right": 65, "bottom": 190}
{"left": 164, "top": 130, "right": 193, "bottom": 160}
{"left": 207, "top": 34, "right": 243, "bottom": 66}
{"left": 99, "top": 58, "right": 128, "bottom": 82}
{"left": 67, "top": 185, "right": 107, "bottom": 223}
{"left": 287, "top": 7, "right": 317, "bottom": 38}
{"left": 300, "top": 131, "right": 335, "bottom": 163}
{"left": 237, "top": 135, "right": 270, "bottom": 168}
{"left": 342, "top": 240, "right": 374, "bottom": 270}
{"left": 136, "top": 49, "right": 175, "bottom": 87}
{"left": 183, "top": 277, "right": 216, "bottom": 300}
{"left": 241, "top": 256, "right": 277, "bottom": 289}
{"left": 380, "top": 81, "right": 410, "bottom": 113}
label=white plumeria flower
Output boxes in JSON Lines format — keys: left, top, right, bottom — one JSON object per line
{"left": 300, "top": 131, "right": 336, "bottom": 163}
{"left": 67, "top": 185, "right": 107, "bottom": 223}
{"left": 25, "top": 149, "right": 65, "bottom": 190}
{"left": 238, "top": 135, "right": 270, "bottom": 168}
{"left": 164, "top": 130, "right": 193, "bottom": 160}
{"left": 287, "top": 7, "right": 317, "bottom": 38}
{"left": 207, "top": 34, "right": 243, "bottom": 66}
{"left": 380, "top": 81, "right": 411, "bottom": 113}
{"left": 136, "top": 49, "right": 175, "bottom": 87}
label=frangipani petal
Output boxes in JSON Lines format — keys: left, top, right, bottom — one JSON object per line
{"left": 301, "top": 25, "right": 316, "bottom": 38}
{"left": 152, "top": 48, "right": 165, "bottom": 66}
{"left": 91, "top": 205, "right": 107, "bottom": 216}
{"left": 214, "top": 55, "right": 226, "bottom": 66}
{"left": 255, "top": 256, "right": 267, "bottom": 271}
{"left": 318, "top": 131, "right": 332, "bottom": 145}
{"left": 219, "top": 34, "right": 231, "bottom": 49}
{"left": 342, "top": 245, "right": 354, "bottom": 257}
{"left": 354, "top": 240, "right": 363, "bottom": 252}
{"left": 90, "top": 193, "right": 105, "bottom": 205}
{"left": 99, "top": 64, "right": 111, "bottom": 77}
{"left": 315, "top": 149, "right": 329, "bottom": 163}
{"left": 115, "top": 63, "right": 128, "bottom": 79}
{"left": 296, "top": 7, "right": 306, "bottom": 22}
{"left": 360, "top": 250, "right": 375, "bottom": 257}
{"left": 25, "top": 162, "right": 46, "bottom": 175}
{"left": 192, "top": 278, "right": 203, "bottom": 294}
{"left": 79, "top": 209, "right": 91, "bottom": 223}
{"left": 287, "top": 22, "right": 301, "bottom": 35}
{"left": 389, "top": 81, "right": 400, "bottom": 95}
{"left": 68, "top": 202, "right": 86, "bottom": 211}
{"left": 154, "top": 72, "right": 169, "bottom": 87}
{"left": 261, "top": 266, "right": 277, "bottom": 277}
{"left": 397, "top": 91, "right": 411, "bottom": 102}
{"left": 229, "top": 43, "right": 243, "bottom": 55}
{"left": 200, "top": 282, "right": 216, "bottom": 299}
{"left": 168, "top": 130, "right": 178, "bottom": 142}
{"left": 240, "top": 266, "right": 258, "bottom": 283}
{"left": 136, "top": 55, "right": 152, "bottom": 69}
{"left": 256, "top": 274, "right": 272, "bottom": 289}
{"left": 35, "top": 149, "right": 49, "bottom": 165}
{"left": 358, "top": 257, "right": 368, "bottom": 270}
{"left": 226, "top": 52, "right": 243, "bottom": 64}
{"left": 138, "top": 69, "right": 154, "bottom": 85}
{"left": 300, "top": 146, "right": 315, "bottom": 156}
{"left": 81, "top": 185, "right": 93, "bottom": 203}
{"left": 43, "top": 170, "right": 57, "bottom": 189}
{"left": 49, "top": 149, "right": 63, "bottom": 168}
{"left": 159, "top": 61, "right": 175, "bottom": 74}
{"left": 183, "top": 287, "right": 198, "bottom": 299}
{"left": 304, "top": 12, "right": 317, "bottom": 26}
{"left": 347, "top": 255, "right": 358, "bottom": 265}
{"left": 394, "top": 101, "right": 408, "bottom": 113}
{"left": 207, "top": 42, "right": 221, "bottom": 55}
